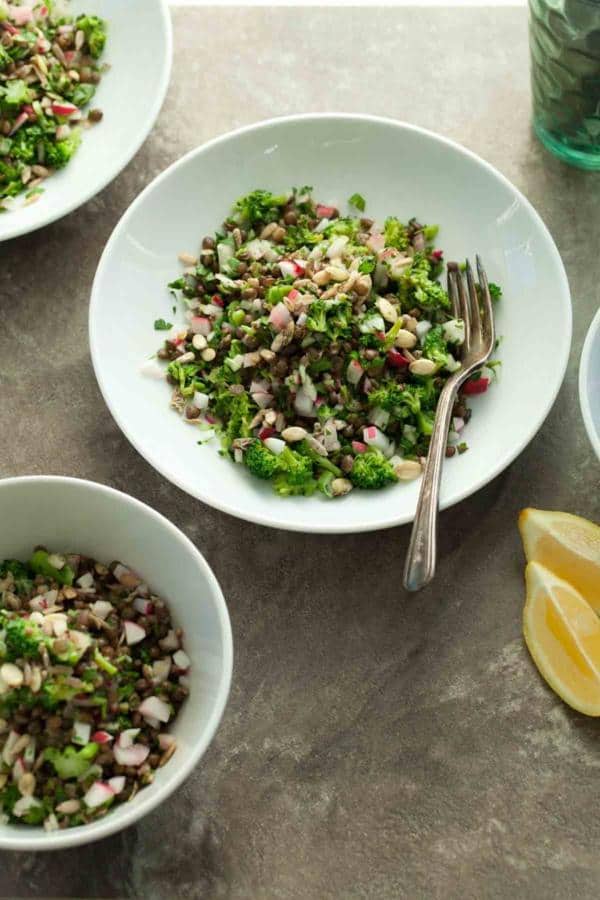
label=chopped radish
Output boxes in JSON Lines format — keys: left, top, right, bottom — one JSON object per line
{"left": 48, "top": 613, "right": 68, "bottom": 636}
{"left": 453, "top": 416, "right": 465, "bottom": 433}
{"left": 462, "top": 377, "right": 489, "bottom": 396}
{"left": 113, "top": 739, "right": 150, "bottom": 768}
{"left": 327, "top": 235, "right": 349, "bottom": 259}
{"left": 8, "top": 5, "right": 33, "bottom": 25}
{"left": 76, "top": 572, "right": 94, "bottom": 590}
{"left": 287, "top": 288, "right": 300, "bottom": 303}
{"left": 69, "top": 629, "right": 91, "bottom": 655}
{"left": 91, "top": 730, "right": 113, "bottom": 744}
{"left": 119, "top": 728, "right": 140, "bottom": 749}
{"left": 108, "top": 776, "right": 125, "bottom": 795}
{"left": 416, "top": 320, "right": 432, "bottom": 342}
{"left": 139, "top": 696, "right": 171, "bottom": 723}
{"left": 211, "top": 294, "right": 224, "bottom": 308}
{"left": 363, "top": 425, "right": 391, "bottom": 454}
{"left": 387, "top": 349, "right": 409, "bottom": 368}
{"left": 133, "top": 596, "right": 153, "bottom": 616}
{"left": 90, "top": 600, "right": 113, "bottom": 620}
{"left": 294, "top": 387, "right": 316, "bottom": 418}
{"left": 190, "top": 316, "right": 211, "bottom": 336}
{"left": 83, "top": 781, "right": 115, "bottom": 809}
{"left": 123, "top": 620, "right": 146, "bottom": 646}
{"left": 51, "top": 102, "right": 78, "bottom": 117}
{"left": 192, "top": 391, "right": 209, "bottom": 410}
{"left": 269, "top": 302, "right": 292, "bottom": 332}
{"left": 431, "top": 249, "right": 444, "bottom": 262}
{"left": 346, "top": 359, "right": 364, "bottom": 386}
{"left": 370, "top": 407, "right": 390, "bottom": 430}
{"left": 173, "top": 650, "right": 191, "bottom": 671}
{"left": 264, "top": 437, "right": 286, "bottom": 455}
{"left": 258, "top": 426, "right": 277, "bottom": 441}
{"left": 143, "top": 715, "right": 160, "bottom": 729}
{"left": 158, "top": 733, "right": 176, "bottom": 751}
{"left": 316, "top": 204, "right": 336, "bottom": 219}
{"left": 252, "top": 390, "right": 273, "bottom": 410}
{"left": 366, "top": 233, "right": 385, "bottom": 253}
{"left": 352, "top": 440, "right": 367, "bottom": 454}
{"left": 73, "top": 721, "right": 91, "bottom": 746}
{"left": 279, "top": 260, "right": 305, "bottom": 278}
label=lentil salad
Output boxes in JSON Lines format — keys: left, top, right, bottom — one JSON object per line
{"left": 152, "top": 188, "right": 500, "bottom": 499}
{"left": 0, "top": 0, "right": 107, "bottom": 209}
{"left": 0, "top": 550, "right": 188, "bottom": 831}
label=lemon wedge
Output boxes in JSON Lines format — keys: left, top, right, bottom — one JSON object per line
{"left": 524, "top": 561, "right": 600, "bottom": 716}
{"left": 519, "top": 508, "right": 600, "bottom": 612}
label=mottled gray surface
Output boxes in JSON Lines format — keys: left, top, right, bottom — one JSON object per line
{"left": 1, "top": 5, "right": 600, "bottom": 899}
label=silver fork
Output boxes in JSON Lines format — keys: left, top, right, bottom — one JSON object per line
{"left": 403, "top": 257, "right": 495, "bottom": 593}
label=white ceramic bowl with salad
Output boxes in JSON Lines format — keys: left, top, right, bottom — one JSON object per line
{"left": 89, "top": 114, "right": 572, "bottom": 534}
{"left": 0, "top": 0, "right": 172, "bottom": 242}
{"left": 0, "top": 476, "right": 232, "bottom": 851}
{"left": 579, "top": 307, "right": 600, "bottom": 460}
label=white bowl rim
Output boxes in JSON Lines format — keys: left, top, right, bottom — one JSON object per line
{"left": 579, "top": 306, "right": 600, "bottom": 460}
{"left": 90, "top": 112, "right": 572, "bottom": 534}
{"left": 0, "top": 0, "right": 173, "bottom": 243}
{"left": 0, "top": 474, "right": 233, "bottom": 852}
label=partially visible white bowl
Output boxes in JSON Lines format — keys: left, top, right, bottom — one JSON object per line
{"left": 579, "top": 307, "right": 600, "bottom": 460}
{"left": 90, "top": 113, "right": 572, "bottom": 534}
{"left": 0, "top": 476, "right": 232, "bottom": 851}
{"left": 0, "top": 0, "right": 172, "bottom": 242}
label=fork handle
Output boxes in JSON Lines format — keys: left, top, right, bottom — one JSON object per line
{"left": 403, "top": 377, "right": 460, "bottom": 592}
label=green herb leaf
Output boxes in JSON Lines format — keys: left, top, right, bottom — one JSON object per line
{"left": 154, "top": 318, "right": 173, "bottom": 331}
{"left": 348, "top": 193, "right": 366, "bottom": 212}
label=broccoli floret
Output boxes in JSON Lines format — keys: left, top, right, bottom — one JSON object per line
{"left": 0, "top": 560, "right": 33, "bottom": 596}
{"left": 489, "top": 282, "right": 502, "bottom": 301}
{"left": 244, "top": 440, "right": 280, "bottom": 480}
{"left": 41, "top": 676, "right": 94, "bottom": 710}
{"left": 305, "top": 299, "right": 327, "bottom": 333}
{"left": 220, "top": 391, "right": 253, "bottom": 449}
{"left": 284, "top": 225, "right": 323, "bottom": 251}
{"left": 2, "top": 615, "right": 47, "bottom": 662}
{"left": 384, "top": 217, "right": 409, "bottom": 250}
{"left": 167, "top": 360, "right": 201, "bottom": 397}
{"left": 76, "top": 15, "right": 107, "bottom": 59}
{"left": 421, "top": 325, "right": 449, "bottom": 370}
{"left": 0, "top": 45, "right": 11, "bottom": 73}
{"left": 67, "top": 82, "right": 96, "bottom": 108}
{"left": 44, "top": 743, "right": 99, "bottom": 780}
{"left": 234, "top": 189, "right": 287, "bottom": 226}
{"left": 296, "top": 440, "right": 341, "bottom": 476}
{"left": 322, "top": 218, "right": 360, "bottom": 239}
{"left": 399, "top": 255, "right": 450, "bottom": 311}
{"left": 29, "top": 550, "right": 74, "bottom": 586}
{"left": 44, "top": 131, "right": 82, "bottom": 170}
{"left": 273, "top": 446, "right": 317, "bottom": 496}
{"left": 1, "top": 79, "right": 31, "bottom": 112}
{"left": 350, "top": 449, "right": 397, "bottom": 490}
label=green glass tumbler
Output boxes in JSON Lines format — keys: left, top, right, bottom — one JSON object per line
{"left": 529, "top": 0, "right": 600, "bottom": 170}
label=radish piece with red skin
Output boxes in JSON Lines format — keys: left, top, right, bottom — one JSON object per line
{"left": 462, "top": 377, "right": 489, "bottom": 396}
{"left": 190, "top": 316, "right": 211, "bottom": 336}
{"left": 258, "top": 426, "right": 276, "bottom": 441}
{"left": 83, "top": 781, "right": 115, "bottom": 809}
{"left": 352, "top": 441, "right": 367, "bottom": 454}
{"left": 387, "top": 349, "right": 409, "bottom": 368}
{"left": 108, "top": 776, "right": 126, "bottom": 795}
{"left": 316, "top": 204, "right": 336, "bottom": 219}
{"left": 269, "top": 303, "right": 292, "bottom": 332}
{"left": 123, "top": 620, "right": 146, "bottom": 646}
{"left": 91, "top": 731, "right": 113, "bottom": 744}
{"left": 51, "top": 102, "right": 78, "bottom": 117}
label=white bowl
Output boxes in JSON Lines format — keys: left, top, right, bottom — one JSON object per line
{"left": 579, "top": 307, "right": 600, "bottom": 460}
{"left": 89, "top": 114, "right": 572, "bottom": 534}
{"left": 0, "top": 476, "right": 232, "bottom": 851}
{"left": 0, "top": 0, "right": 172, "bottom": 243}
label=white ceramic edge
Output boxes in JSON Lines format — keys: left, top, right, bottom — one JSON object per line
{"left": 579, "top": 306, "right": 600, "bottom": 461}
{"left": 1, "top": 0, "right": 173, "bottom": 244}
{"left": 0, "top": 474, "right": 233, "bottom": 852}
{"left": 89, "top": 112, "right": 573, "bottom": 534}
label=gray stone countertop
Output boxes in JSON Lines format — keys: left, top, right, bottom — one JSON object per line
{"left": 1, "top": 6, "right": 600, "bottom": 899}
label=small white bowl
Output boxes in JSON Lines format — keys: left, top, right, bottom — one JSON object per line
{"left": 90, "top": 113, "right": 572, "bottom": 534}
{"left": 0, "top": 476, "right": 232, "bottom": 851}
{"left": 0, "top": 0, "right": 172, "bottom": 242}
{"left": 579, "top": 307, "right": 600, "bottom": 460}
